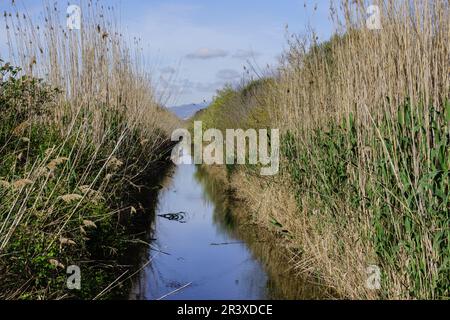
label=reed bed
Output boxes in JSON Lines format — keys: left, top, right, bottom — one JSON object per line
{"left": 0, "top": 0, "right": 178, "bottom": 299}
{"left": 196, "top": 0, "right": 449, "bottom": 299}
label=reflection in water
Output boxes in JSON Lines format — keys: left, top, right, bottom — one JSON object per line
{"left": 130, "top": 162, "right": 332, "bottom": 300}
{"left": 194, "top": 165, "right": 334, "bottom": 299}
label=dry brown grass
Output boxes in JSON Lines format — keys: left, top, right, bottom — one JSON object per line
{"left": 198, "top": 0, "right": 449, "bottom": 299}
{"left": 225, "top": 168, "right": 378, "bottom": 299}
{"left": 270, "top": 0, "right": 449, "bottom": 299}
{"left": 4, "top": 0, "right": 178, "bottom": 140}
{"left": 197, "top": 165, "right": 337, "bottom": 299}
{"left": 0, "top": 0, "right": 179, "bottom": 299}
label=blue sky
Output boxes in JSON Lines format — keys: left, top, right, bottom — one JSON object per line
{"left": 0, "top": 0, "right": 335, "bottom": 106}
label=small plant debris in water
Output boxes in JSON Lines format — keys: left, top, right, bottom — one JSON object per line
{"left": 158, "top": 211, "right": 188, "bottom": 223}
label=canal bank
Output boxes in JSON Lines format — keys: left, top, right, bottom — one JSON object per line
{"left": 130, "top": 161, "right": 334, "bottom": 300}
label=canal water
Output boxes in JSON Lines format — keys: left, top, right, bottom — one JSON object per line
{"left": 129, "top": 160, "right": 328, "bottom": 300}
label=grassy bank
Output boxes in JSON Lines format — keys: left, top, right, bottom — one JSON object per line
{"left": 0, "top": 2, "right": 178, "bottom": 299}
{"left": 194, "top": 0, "right": 449, "bottom": 299}
{"left": 195, "top": 164, "right": 337, "bottom": 299}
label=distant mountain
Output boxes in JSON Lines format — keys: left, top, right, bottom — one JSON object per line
{"left": 168, "top": 102, "right": 209, "bottom": 120}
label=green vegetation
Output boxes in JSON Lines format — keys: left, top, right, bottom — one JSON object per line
{"left": 195, "top": 0, "right": 449, "bottom": 299}
{"left": 282, "top": 102, "right": 449, "bottom": 298}
{"left": 0, "top": 61, "right": 174, "bottom": 299}
{"left": 194, "top": 78, "right": 274, "bottom": 132}
{"left": 0, "top": 0, "right": 178, "bottom": 300}
{"left": 1, "top": 0, "right": 448, "bottom": 301}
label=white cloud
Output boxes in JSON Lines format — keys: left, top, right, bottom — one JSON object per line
{"left": 186, "top": 48, "right": 228, "bottom": 60}
{"left": 123, "top": 1, "right": 289, "bottom": 104}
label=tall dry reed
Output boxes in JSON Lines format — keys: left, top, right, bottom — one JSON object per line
{"left": 197, "top": 0, "right": 449, "bottom": 299}
{"left": 0, "top": 0, "right": 178, "bottom": 299}
{"left": 269, "top": 0, "right": 450, "bottom": 299}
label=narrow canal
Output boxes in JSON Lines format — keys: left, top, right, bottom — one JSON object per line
{"left": 129, "top": 159, "right": 329, "bottom": 300}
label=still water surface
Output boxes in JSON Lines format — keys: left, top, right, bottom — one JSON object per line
{"left": 130, "top": 161, "right": 327, "bottom": 300}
